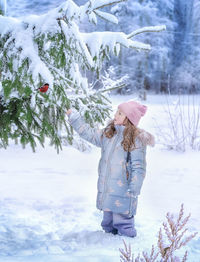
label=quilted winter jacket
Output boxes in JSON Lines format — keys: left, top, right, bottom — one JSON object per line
{"left": 68, "top": 109, "right": 155, "bottom": 217}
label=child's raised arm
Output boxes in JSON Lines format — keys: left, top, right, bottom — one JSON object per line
{"left": 67, "top": 108, "right": 104, "bottom": 148}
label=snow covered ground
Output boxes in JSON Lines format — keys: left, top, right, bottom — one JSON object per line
{"left": 0, "top": 94, "right": 199, "bottom": 262}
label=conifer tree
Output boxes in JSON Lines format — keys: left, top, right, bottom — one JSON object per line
{"left": 0, "top": 0, "right": 6, "bottom": 15}
{"left": 0, "top": 0, "right": 165, "bottom": 151}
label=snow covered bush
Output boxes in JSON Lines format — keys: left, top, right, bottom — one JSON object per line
{"left": 119, "top": 204, "right": 198, "bottom": 262}
{"left": 0, "top": 0, "right": 165, "bottom": 151}
{"left": 154, "top": 94, "right": 200, "bottom": 152}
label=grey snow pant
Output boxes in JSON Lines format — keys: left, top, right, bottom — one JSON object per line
{"left": 101, "top": 211, "right": 137, "bottom": 237}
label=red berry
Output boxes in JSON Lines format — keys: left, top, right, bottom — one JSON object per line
{"left": 39, "top": 83, "right": 49, "bottom": 93}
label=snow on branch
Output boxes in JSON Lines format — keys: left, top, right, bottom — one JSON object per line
{"left": 128, "top": 40, "right": 151, "bottom": 51}
{"left": 0, "top": 15, "right": 21, "bottom": 35}
{"left": 81, "top": 0, "right": 124, "bottom": 25}
{"left": 81, "top": 30, "right": 151, "bottom": 66}
{"left": 87, "top": 0, "right": 126, "bottom": 11}
{"left": 0, "top": 17, "right": 54, "bottom": 86}
{"left": 127, "top": 25, "right": 166, "bottom": 39}
{"left": 60, "top": 20, "right": 94, "bottom": 68}
{"left": 94, "top": 10, "right": 118, "bottom": 24}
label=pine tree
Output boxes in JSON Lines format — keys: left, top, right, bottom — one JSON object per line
{"left": 0, "top": 0, "right": 165, "bottom": 152}
{"left": 0, "top": 0, "right": 6, "bottom": 15}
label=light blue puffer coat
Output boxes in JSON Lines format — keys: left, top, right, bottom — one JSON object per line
{"left": 68, "top": 109, "right": 155, "bottom": 217}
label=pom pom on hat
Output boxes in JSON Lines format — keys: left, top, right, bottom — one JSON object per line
{"left": 118, "top": 100, "right": 147, "bottom": 126}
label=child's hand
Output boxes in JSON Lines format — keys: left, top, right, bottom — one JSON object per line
{"left": 66, "top": 109, "right": 72, "bottom": 116}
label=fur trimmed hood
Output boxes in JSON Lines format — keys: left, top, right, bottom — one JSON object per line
{"left": 137, "top": 129, "right": 155, "bottom": 147}
{"left": 114, "top": 124, "right": 155, "bottom": 147}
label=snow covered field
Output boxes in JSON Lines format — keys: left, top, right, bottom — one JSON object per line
{"left": 0, "top": 94, "right": 199, "bottom": 262}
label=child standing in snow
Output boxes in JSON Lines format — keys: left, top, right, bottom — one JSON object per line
{"left": 66, "top": 100, "right": 155, "bottom": 237}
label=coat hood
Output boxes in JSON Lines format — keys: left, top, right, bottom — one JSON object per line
{"left": 137, "top": 128, "right": 155, "bottom": 147}
{"left": 114, "top": 125, "right": 155, "bottom": 147}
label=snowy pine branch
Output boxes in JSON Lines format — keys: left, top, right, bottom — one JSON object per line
{"left": 81, "top": 0, "right": 126, "bottom": 24}
{"left": 0, "top": 0, "right": 165, "bottom": 151}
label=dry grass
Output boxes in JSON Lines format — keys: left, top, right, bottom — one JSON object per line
{"left": 119, "top": 204, "right": 198, "bottom": 262}
{"left": 154, "top": 94, "right": 200, "bottom": 152}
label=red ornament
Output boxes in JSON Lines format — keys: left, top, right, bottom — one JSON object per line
{"left": 39, "top": 83, "right": 49, "bottom": 93}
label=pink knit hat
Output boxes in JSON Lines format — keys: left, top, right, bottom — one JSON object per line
{"left": 118, "top": 100, "right": 147, "bottom": 126}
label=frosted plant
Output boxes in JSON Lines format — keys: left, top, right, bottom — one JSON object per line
{"left": 0, "top": 0, "right": 165, "bottom": 151}
{"left": 119, "top": 204, "right": 198, "bottom": 262}
{"left": 153, "top": 94, "right": 200, "bottom": 152}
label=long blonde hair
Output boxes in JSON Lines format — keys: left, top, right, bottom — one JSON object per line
{"left": 102, "top": 117, "right": 141, "bottom": 152}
